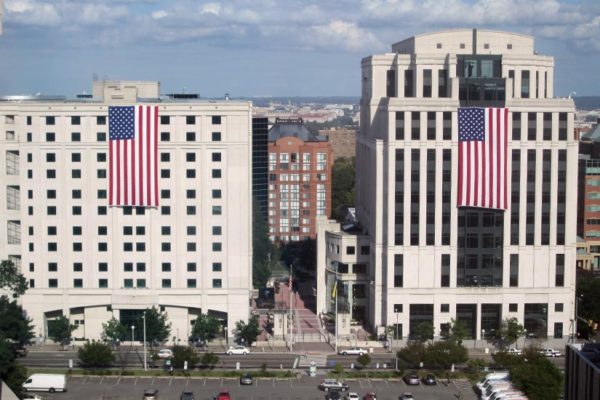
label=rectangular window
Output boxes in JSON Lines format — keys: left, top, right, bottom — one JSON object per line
{"left": 555, "top": 303, "right": 564, "bottom": 312}
{"left": 187, "top": 279, "right": 197, "bottom": 288}
{"left": 543, "top": 113, "right": 552, "bottom": 140}
{"left": 99, "top": 262, "right": 108, "bottom": 272}
{"left": 555, "top": 254, "right": 564, "bottom": 287}
{"left": 386, "top": 69, "right": 396, "bottom": 97}
{"left": 212, "top": 152, "right": 222, "bottom": 162}
{"left": 97, "top": 116, "right": 106, "bottom": 125}
{"left": 99, "top": 279, "right": 108, "bottom": 288}
{"left": 510, "top": 254, "right": 519, "bottom": 287}
{"left": 160, "top": 132, "right": 170, "bottom": 142}
{"left": 395, "top": 112, "right": 405, "bottom": 140}
{"left": 162, "top": 279, "right": 171, "bottom": 289}
{"left": 558, "top": 113, "right": 568, "bottom": 141}
{"left": 553, "top": 322, "right": 563, "bottom": 339}
{"left": 438, "top": 69, "right": 448, "bottom": 98}
{"left": 212, "top": 279, "right": 223, "bottom": 288}
{"left": 162, "top": 262, "right": 171, "bottom": 272}
{"left": 73, "top": 279, "right": 83, "bottom": 288}
{"left": 527, "top": 113, "right": 536, "bottom": 141}
{"left": 136, "top": 279, "right": 146, "bottom": 288}
{"left": 186, "top": 132, "right": 196, "bottom": 142}
{"left": 441, "top": 254, "right": 450, "bottom": 287}
{"left": 521, "top": 70, "right": 530, "bottom": 98}
{"left": 404, "top": 70, "right": 414, "bottom": 97}
{"left": 346, "top": 246, "right": 355, "bottom": 255}
{"left": 212, "top": 242, "right": 222, "bottom": 252}
{"left": 212, "top": 132, "right": 221, "bottom": 142}
{"left": 442, "top": 112, "right": 451, "bottom": 140}
{"left": 512, "top": 112, "right": 521, "bottom": 141}
{"left": 124, "top": 279, "right": 133, "bottom": 288}
{"left": 426, "top": 112, "right": 436, "bottom": 140}
{"left": 426, "top": 149, "right": 435, "bottom": 245}
{"left": 526, "top": 149, "right": 536, "bottom": 245}
{"left": 212, "top": 169, "right": 222, "bottom": 178}
{"left": 49, "top": 279, "right": 58, "bottom": 288}
{"left": 410, "top": 149, "right": 420, "bottom": 245}
{"left": 411, "top": 112, "right": 420, "bottom": 140}
{"left": 423, "top": 69, "right": 432, "bottom": 97}
{"left": 97, "top": 132, "right": 106, "bottom": 142}
{"left": 48, "top": 262, "right": 58, "bottom": 272}
{"left": 186, "top": 116, "right": 195, "bottom": 125}
{"left": 212, "top": 226, "right": 222, "bottom": 235}
{"left": 557, "top": 150, "right": 566, "bottom": 245}
{"left": 124, "top": 262, "right": 133, "bottom": 272}
{"left": 71, "top": 132, "right": 81, "bottom": 142}
{"left": 160, "top": 116, "right": 170, "bottom": 125}
{"left": 394, "top": 254, "right": 403, "bottom": 287}
{"left": 212, "top": 115, "right": 221, "bottom": 125}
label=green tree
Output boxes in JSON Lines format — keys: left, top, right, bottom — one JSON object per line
{"left": 0, "top": 260, "right": 27, "bottom": 298}
{"left": 138, "top": 306, "right": 171, "bottom": 350}
{"left": 234, "top": 315, "right": 261, "bottom": 347}
{"left": 397, "top": 341, "right": 426, "bottom": 368}
{"left": 356, "top": 353, "right": 371, "bottom": 370}
{"left": 576, "top": 276, "right": 600, "bottom": 339}
{"left": 0, "top": 340, "right": 27, "bottom": 398}
{"left": 77, "top": 341, "right": 115, "bottom": 370}
{"left": 0, "top": 296, "right": 34, "bottom": 347}
{"left": 331, "top": 157, "right": 355, "bottom": 221}
{"left": 510, "top": 355, "right": 562, "bottom": 400}
{"left": 191, "top": 314, "right": 220, "bottom": 347}
{"left": 448, "top": 319, "right": 468, "bottom": 345}
{"left": 48, "top": 315, "right": 76, "bottom": 347}
{"left": 252, "top": 198, "right": 278, "bottom": 288}
{"left": 494, "top": 318, "right": 526, "bottom": 349}
{"left": 171, "top": 345, "right": 199, "bottom": 369}
{"left": 200, "top": 351, "right": 220, "bottom": 369}
{"left": 423, "top": 340, "right": 468, "bottom": 369}
{"left": 410, "top": 322, "right": 434, "bottom": 343}
{"left": 492, "top": 351, "right": 523, "bottom": 369}
{"left": 101, "top": 317, "right": 127, "bottom": 347}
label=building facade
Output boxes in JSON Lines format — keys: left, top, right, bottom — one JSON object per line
{"left": 318, "top": 128, "right": 356, "bottom": 161}
{"left": 565, "top": 343, "right": 600, "bottom": 400}
{"left": 0, "top": 81, "right": 252, "bottom": 342}
{"left": 317, "top": 29, "right": 577, "bottom": 345}
{"left": 268, "top": 118, "right": 332, "bottom": 242}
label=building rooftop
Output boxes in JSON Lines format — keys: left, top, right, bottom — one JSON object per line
{"left": 268, "top": 118, "right": 327, "bottom": 142}
{"left": 570, "top": 343, "right": 600, "bottom": 371}
{"left": 581, "top": 121, "right": 600, "bottom": 142}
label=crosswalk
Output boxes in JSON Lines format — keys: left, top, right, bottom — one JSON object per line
{"left": 297, "top": 354, "right": 327, "bottom": 367}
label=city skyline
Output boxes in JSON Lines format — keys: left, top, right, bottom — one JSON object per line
{"left": 1, "top": 0, "right": 600, "bottom": 97}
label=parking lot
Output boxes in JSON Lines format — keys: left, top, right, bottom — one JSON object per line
{"left": 31, "top": 375, "right": 478, "bottom": 400}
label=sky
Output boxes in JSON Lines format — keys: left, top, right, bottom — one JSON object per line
{"left": 1, "top": 0, "right": 599, "bottom": 97}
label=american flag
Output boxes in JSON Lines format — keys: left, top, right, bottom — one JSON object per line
{"left": 458, "top": 107, "right": 508, "bottom": 210}
{"left": 108, "top": 105, "right": 159, "bottom": 207}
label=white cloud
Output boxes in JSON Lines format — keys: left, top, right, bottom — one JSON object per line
{"left": 309, "top": 20, "right": 382, "bottom": 52}
{"left": 151, "top": 10, "right": 168, "bottom": 19}
{"left": 5, "top": 0, "right": 61, "bottom": 26}
{"left": 200, "top": 2, "right": 221, "bottom": 16}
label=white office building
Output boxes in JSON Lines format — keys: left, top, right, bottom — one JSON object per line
{"left": 0, "top": 80, "right": 252, "bottom": 342}
{"left": 317, "top": 29, "right": 577, "bottom": 346}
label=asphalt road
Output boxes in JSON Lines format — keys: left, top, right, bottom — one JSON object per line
{"left": 24, "top": 375, "right": 479, "bottom": 400}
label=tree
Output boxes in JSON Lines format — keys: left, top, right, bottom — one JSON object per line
{"left": 171, "top": 345, "right": 199, "bottom": 369}
{"left": 191, "top": 314, "right": 220, "bottom": 347}
{"left": 0, "top": 260, "right": 27, "bottom": 298}
{"left": 252, "top": 197, "right": 279, "bottom": 288}
{"left": 494, "top": 318, "right": 526, "bottom": 349}
{"left": 0, "top": 340, "right": 27, "bottom": 398}
{"left": 48, "top": 315, "right": 76, "bottom": 347}
{"left": 510, "top": 354, "right": 562, "bottom": 400}
{"left": 0, "top": 296, "right": 34, "bottom": 347}
{"left": 101, "top": 317, "right": 127, "bottom": 347}
{"left": 448, "top": 319, "right": 468, "bottom": 345}
{"left": 234, "top": 315, "right": 261, "bottom": 347}
{"left": 331, "top": 157, "right": 355, "bottom": 221}
{"left": 397, "top": 341, "right": 426, "bottom": 368}
{"left": 77, "top": 341, "right": 115, "bottom": 370}
{"left": 356, "top": 353, "right": 371, "bottom": 370}
{"left": 139, "top": 306, "right": 171, "bottom": 349}
{"left": 410, "top": 322, "right": 434, "bottom": 343}
{"left": 200, "top": 351, "right": 220, "bottom": 369}
{"left": 423, "top": 340, "right": 468, "bottom": 369}
{"left": 576, "top": 276, "right": 600, "bottom": 339}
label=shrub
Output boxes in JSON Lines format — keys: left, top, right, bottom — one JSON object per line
{"left": 77, "top": 341, "right": 115, "bottom": 370}
{"left": 171, "top": 345, "right": 199, "bottom": 369}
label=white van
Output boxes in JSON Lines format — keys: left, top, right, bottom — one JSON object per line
{"left": 477, "top": 372, "right": 510, "bottom": 392}
{"left": 22, "top": 374, "right": 67, "bottom": 393}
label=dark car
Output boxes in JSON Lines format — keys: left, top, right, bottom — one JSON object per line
{"left": 240, "top": 374, "right": 253, "bottom": 385}
{"left": 326, "top": 390, "right": 342, "bottom": 400}
{"left": 403, "top": 373, "right": 420, "bottom": 385}
{"left": 180, "top": 391, "right": 194, "bottom": 400}
{"left": 143, "top": 389, "right": 158, "bottom": 400}
{"left": 422, "top": 374, "right": 436, "bottom": 385}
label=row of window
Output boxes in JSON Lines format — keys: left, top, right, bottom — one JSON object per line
{"left": 30, "top": 278, "right": 223, "bottom": 289}
{"left": 391, "top": 302, "right": 564, "bottom": 314}
{"left": 27, "top": 204, "right": 222, "bottom": 217}
{"left": 29, "top": 241, "right": 223, "bottom": 253}
{"left": 23, "top": 150, "right": 221, "bottom": 163}
{"left": 27, "top": 115, "right": 222, "bottom": 126}
{"left": 26, "top": 131, "right": 223, "bottom": 143}
{"left": 29, "top": 261, "right": 223, "bottom": 273}
{"left": 24, "top": 189, "right": 219, "bottom": 202}
{"left": 36, "top": 167, "right": 222, "bottom": 180}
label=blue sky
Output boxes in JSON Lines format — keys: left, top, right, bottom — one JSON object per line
{"left": 1, "top": 0, "right": 599, "bottom": 97}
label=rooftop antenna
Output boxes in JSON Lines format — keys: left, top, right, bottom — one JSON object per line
{"left": 568, "top": 91, "right": 576, "bottom": 99}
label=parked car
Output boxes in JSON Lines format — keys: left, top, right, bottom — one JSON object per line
{"left": 363, "top": 392, "right": 377, "bottom": 400}
{"left": 227, "top": 345, "right": 250, "bottom": 355}
{"left": 214, "top": 390, "right": 231, "bottom": 400}
{"left": 22, "top": 395, "right": 44, "bottom": 400}
{"left": 157, "top": 349, "right": 173, "bottom": 359}
{"left": 506, "top": 348, "right": 523, "bottom": 355}
{"left": 318, "top": 379, "right": 349, "bottom": 392}
{"left": 22, "top": 374, "right": 66, "bottom": 393}
{"left": 399, "top": 393, "right": 414, "bottom": 400}
{"left": 345, "top": 393, "right": 360, "bottom": 400}
{"left": 539, "top": 348, "right": 562, "bottom": 357}
{"left": 143, "top": 389, "right": 159, "bottom": 400}
{"left": 240, "top": 374, "right": 253, "bottom": 385}
{"left": 403, "top": 373, "right": 420, "bottom": 385}
{"left": 422, "top": 374, "right": 436, "bottom": 385}
{"left": 338, "top": 347, "right": 367, "bottom": 356}
{"left": 179, "top": 391, "right": 194, "bottom": 400}
{"left": 326, "top": 390, "right": 342, "bottom": 400}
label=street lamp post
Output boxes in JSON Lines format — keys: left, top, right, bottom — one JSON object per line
{"left": 224, "top": 326, "right": 228, "bottom": 348}
{"left": 142, "top": 313, "right": 147, "bottom": 371}
{"left": 131, "top": 325, "right": 135, "bottom": 348}
{"left": 334, "top": 278, "right": 338, "bottom": 354}
{"left": 481, "top": 329, "right": 486, "bottom": 350}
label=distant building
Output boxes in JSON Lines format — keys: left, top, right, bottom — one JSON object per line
{"left": 268, "top": 118, "right": 332, "bottom": 242}
{"left": 319, "top": 128, "right": 356, "bottom": 160}
{"left": 565, "top": 343, "right": 600, "bottom": 400}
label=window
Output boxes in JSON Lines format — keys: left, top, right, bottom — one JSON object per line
{"left": 186, "top": 132, "right": 196, "bottom": 142}
{"left": 213, "top": 262, "right": 222, "bottom": 272}
{"left": 162, "top": 279, "right": 171, "bottom": 288}
{"left": 71, "top": 132, "right": 81, "bottom": 142}
{"left": 186, "top": 116, "right": 195, "bottom": 125}
{"left": 160, "top": 132, "right": 170, "bottom": 142}
{"left": 187, "top": 279, "right": 197, "bottom": 288}
{"left": 97, "top": 132, "right": 106, "bottom": 142}
{"left": 161, "top": 243, "right": 171, "bottom": 252}
{"left": 186, "top": 189, "right": 196, "bottom": 199}
{"left": 162, "top": 263, "right": 171, "bottom": 272}
{"left": 212, "top": 132, "right": 221, "bottom": 141}
{"left": 438, "top": 69, "right": 448, "bottom": 98}
{"left": 73, "top": 279, "right": 83, "bottom": 288}
{"left": 161, "top": 189, "right": 170, "bottom": 199}
{"left": 72, "top": 169, "right": 81, "bottom": 179}
{"left": 404, "top": 69, "right": 414, "bottom": 97}
{"left": 441, "top": 254, "right": 450, "bottom": 287}
{"left": 212, "top": 115, "right": 221, "bottom": 125}
{"left": 555, "top": 254, "right": 564, "bottom": 287}
{"left": 423, "top": 69, "right": 432, "bottom": 97}
{"left": 72, "top": 226, "right": 81, "bottom": 235}
{"left": 47, "top": 206, "right": 56, "bottom": 215}
{"left": 97, "top": 169, "right": 107, "bottom": 178}
{"left": 99, "top": 262, "right": 108, "bottom": 272}
{"left": 49, "top": 279, "right": 58, "bottom": 288}
{"left": 97, "top": 116, "right": 106, "bottom": 125}
{"left": 212, "top": 169, "right": 222, "bottom": 178}
{"left": 360, "top": 246, "right": 370, "bottom": 255}
{"left": 186, "top": 152, "right": 196, "bottom": 162}
{"left": 123, "top": 242, "right": 133, "bottom": 252}
{"left": 187, "top": 226, "right": 197, "bottom": 236}
{"left": 212, "top": 152, "right": 222, "bottom": 162}
{"left": 99, "top": 279, "right": 108, "bottom": 288}
{"left": 396, "top": 112, "right": 405, "bottom": 140}
{"left": 555, "top": 303, "right": 564, "bottom": 312}
{"left": 97, "top": 189, "right": 107, "bottom": 199}
{"left": 186, "top": 206, "right": 196, "bottom": 215}
{"left": 521, "top": 70, "right": 530, "bottom": 98}
{"left": 48, "top": 262, "right": 58, "bottom": 272}
{"left": 46, "top": 116, "right": 55, "bottom": 125}
{"left": 212, "top": 242, "right": 222, "bottom": 252}
{"left": 161, "top": 169, "right": 170, "bottom": 178}
{"left": 186, "top": 169, "right": 196, "bottom": 178}
{"left": 161, "top": 226, "right": 171, "bottom": 235}
{"left": 161, "top": 206, "right": 171, "bottom": 215}
{"left": 187, "top": 243, "right": 197, "bottom": 251}
{"left": 386, "top": 69, "right": 396, "bottom": 97}
{"left": 136, "top": 262, "right": 146, "bottom": 272}
{"left": 97, "top": 153, "right": 106, "bottom": 162}
{"left": 510, "top": 254, "right": 519, "bottom": 287}
{"left": 160, "top": 116, "right": 170, "bottom": 125}
{"left": 72, "top": 206, "right": 82, "bottom": 215}
{"left": 47, "top": 226, "right": 57, "bottom": 235}
{"left": 124, "top": 262, "right": 133, "bottom": 272}
{"left": 394, "top": 254, "right": 403, "bottom": 287}
{"left": 411, "top": 112, "right": 420, "bottom": 140}
{"left": 136, "top": 242, "right": 145, "bottom": 251}
{"left": 97, "top": 206, "right": 107, "bottom": 215}
{"left": 47, "top": 170, "right": 56, "bottom": 179}
{"left": 440, "top": 304, "right": 450, "bottom": 313}
{"left": 73, "top": 242, "right": 82, "bottom": 252}
{"left": 553, "top": 322, "right": 563, "bottom": 339}
{"left": 212, "top": 205, "right": 222, "bottom": 215}
{"left": 509, "top": 303, "right": 518, "bottom": 312}
{"left": 136, "top": 226, "right": 145, "bottom": 235}
{"left": 187, "top": 262, "right": 197, "bottom": 272}
{"left": 212, "top": 279, "right": 223, "bottom": 288}
{"left": 212, "top": 226, "right": 222, "bottom": 235}
{"left": 124, "top": 279, "right": 133, "bottom": 288}
{"left": 212, "top": 189, "right": 222, "bottom": 199}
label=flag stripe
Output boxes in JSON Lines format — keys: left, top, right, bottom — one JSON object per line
{"left": 458, "top": 107, "right": 508, "bottom": 210}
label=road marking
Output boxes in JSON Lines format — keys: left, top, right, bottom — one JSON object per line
{"left": 272, "top": 378, "right": 275, "bottom": 387}
{"left": 134, "top": 377, "right": 138, "bottom": 385}
{"left": 99, "top": 376, "right": 104, "bottom": 385}
{"left": 203, "top": 378, "right": 206, "bottom": 386}
{"left": 186, "top": 377, "right": 189, "bottom": 387}
{"left": 384, "top": 380, "right": 389, "bottom": 387}
{"left": 358, "top": 379, "right": 364, "bottom": 388}
{"left": 116, "top": 376, "right": 122, "bottom": 385}
{"left": 82, "top": 376, "right": 88, "bottom": 384}
{"left": 151, "top": 376, "right": 155, "bottom": 385}
{"left": 221, "top": 378, "right": 224, "bottom": 386}
{"left": 367, "top": 379, "right": 372, "bottom": 388}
